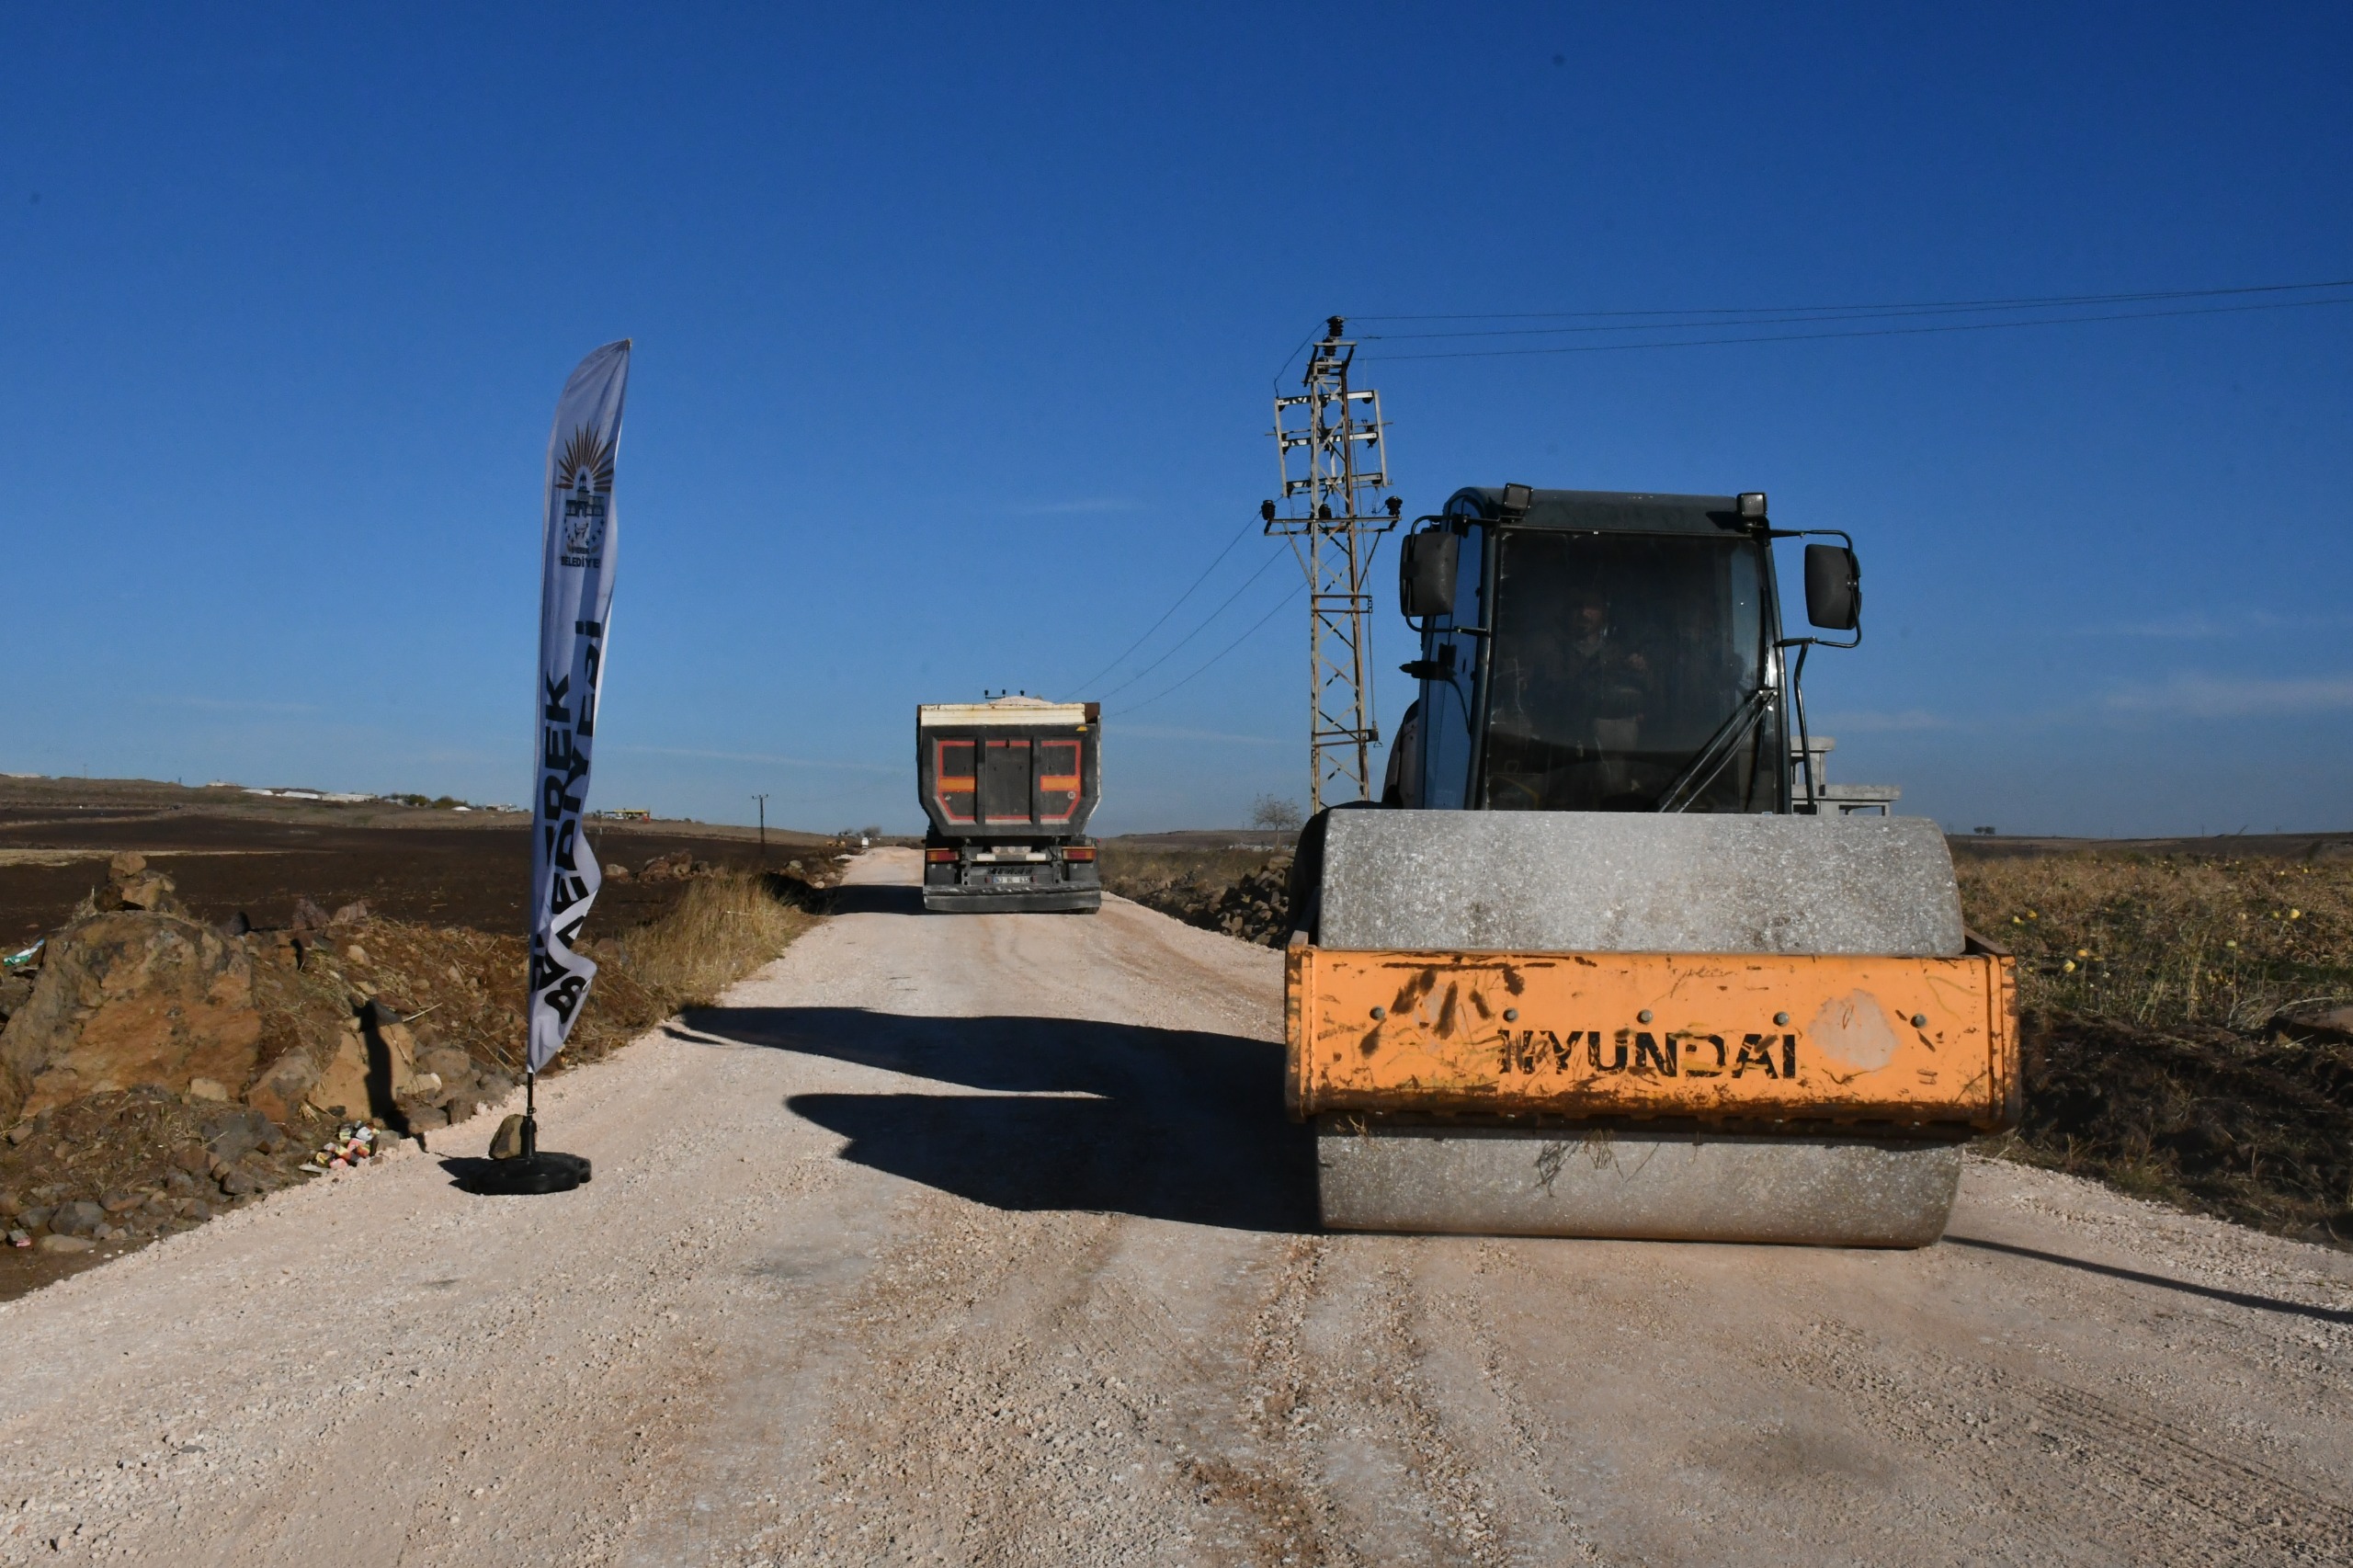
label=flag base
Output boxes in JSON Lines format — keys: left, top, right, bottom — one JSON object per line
{"left": 465, "top": 1150, "right": 592, "bottom": 1195}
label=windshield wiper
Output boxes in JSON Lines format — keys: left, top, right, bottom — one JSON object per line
{"left": 1654, "top": 686, "right": 1774, "bottom": 813}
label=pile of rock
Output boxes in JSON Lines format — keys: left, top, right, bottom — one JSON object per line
{"left": 1118, "top": 858, "right": 1293, "bottom": 949}
{"left": 394, "top": 1023, "right": 515, "bottom": 1133}
{"left": 1, "top": 1099, "right": 295, "bottom": 1255}
{"left": 0, "top": 844, "right": 745, "bottom": 1269}
{"left": 632, "top": 850, "right": 712, "bottom": 882}
{"left": 86, "top": 852, "right": 185, "bottom": 917}
{"left": 1, "top": 864, "right": 263, "bottom": 1127}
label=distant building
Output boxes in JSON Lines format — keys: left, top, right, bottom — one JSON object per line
{"left": 1790, "top": 737, "right": 1901, "bottom": 815}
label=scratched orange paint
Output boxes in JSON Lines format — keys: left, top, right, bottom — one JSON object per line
{"left": 1285, "top": 944, "right": 2018, "bottom": 1131}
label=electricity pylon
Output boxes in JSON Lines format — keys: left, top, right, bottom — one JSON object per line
{"left": 1264, "top": 316, "right": 1401, "bottom": 814}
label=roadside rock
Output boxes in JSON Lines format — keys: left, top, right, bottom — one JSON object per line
{"left": 417, "top": 1046, "right": 475, "bottom": 1089}
{"left": 367, "top": 1007, "right": 436, "bottom": 1111}
{"left": 0, "top": 912, "right": 264, "bottom": 1125}
{"left": 245, "top": 1048, "right": 321, "bottom": 1124}
{"left": 290, "top": 898, "right": 333, "bottom": 933}
{"left": 48, "top": 1199, "right": 105, "bottom": 1236}
{"left": 35, "top": 1233, "right": 93, "bottom": 1254}
{"left": 0, "top": 972, "right": 34, "bottom": 1028}
{"left": 306, "top": 1028, "right": 370, "bottom": 1119}
{"left": 488, "top": 1113, "right": 528, "bottom": 1160}
{"left": 331, "top": 901, "right": 370, "bottom": 927}
{"left": 639, "top": 851, "right": 703, "bottom": 881}
{"left": 94, "top": 852, "right": 190, "bottom": 918}
{"left": 205, "top": 1108, "right": 281, "bottom": 1165}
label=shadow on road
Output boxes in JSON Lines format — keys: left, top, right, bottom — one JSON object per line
{"left": 1947, "top": 1234, "right": 2353, "bottom": 1324}
{"left": 825, "top": 883, "right": 926, "bottom": 916}
{"left": 679, "top": 1006, "right": 1315, "bottom": 1233}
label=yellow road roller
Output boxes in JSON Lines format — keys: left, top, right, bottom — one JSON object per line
{"left": 1284, "top": 485, "right": 2017, "bottom": 1245}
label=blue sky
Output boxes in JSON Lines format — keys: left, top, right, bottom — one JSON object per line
{"left": 5, "top": 4, "right": 2348, "bottom": 836}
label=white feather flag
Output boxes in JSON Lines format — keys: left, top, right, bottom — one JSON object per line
{"left": 528, "top": 340, "right": 631, "bottom": 1074}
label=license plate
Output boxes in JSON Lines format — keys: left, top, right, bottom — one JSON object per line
{"left": 988, "top": 869, "right": 1033, "bottom": 884}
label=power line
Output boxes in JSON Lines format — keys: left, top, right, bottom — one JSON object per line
{"left": 1068, "top": 514, "right": 1257, "bottom": 697}
{"left": 1349, "top": 276, "right": 2353, "bottom": 326}
{"left": 1114, "top": 583, "right": 1304, "bottom": 716}
{"left": 1270, "top": 328, "right": 1320, "bottom": 391}
{"left": 1360, "top": 282, "right": 2353, "bottom": 343}
{"left": 1362, "top": 294, "right": 2353, "bottom": 362}
{"left": 1093, "top": 546, "right": 1289, "bottom": 701}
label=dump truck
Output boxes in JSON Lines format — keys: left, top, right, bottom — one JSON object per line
{"left": 1284, "top": 485, "right": 2018, "bottom": 1245}
{"left": 917, "top": 696, "right": 1103, "bottom": 914}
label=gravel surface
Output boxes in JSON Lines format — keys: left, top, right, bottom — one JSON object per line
{"left": 0, "top": 847, "right": 2348, "bottom": 1565}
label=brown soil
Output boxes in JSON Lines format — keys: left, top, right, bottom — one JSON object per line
{"left": 1995, "top": 1014, "right": 2353, "bottom": 1242}
{"left": 0, "top": 786, "right": 837, "bottom": 949}
{"left": 0, "top": 800, "right": 837, "bottom": 1301}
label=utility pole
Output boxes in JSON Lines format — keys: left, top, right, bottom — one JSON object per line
{"left": 752, "top": 793, "right": 767, "bottom": 861}
{"left": 1264, "top": 316, "right": 1401, "bottom": 814}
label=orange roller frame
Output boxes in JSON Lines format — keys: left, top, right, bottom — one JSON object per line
{"left": 1285, "top": 943, "right": 2018, "bottom": 1131}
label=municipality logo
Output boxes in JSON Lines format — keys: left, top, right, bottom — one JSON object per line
{"left": 554, "top": 425, "right": 614, "bottom": 561}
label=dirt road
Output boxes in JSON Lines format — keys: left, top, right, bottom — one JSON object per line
{"left": 3, "top": 847, "right": 2349, "bottom": 1565}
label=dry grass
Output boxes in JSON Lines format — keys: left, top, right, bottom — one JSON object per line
{"left": 1957, "top": 851, "right": 2353, "bottom": 1241}
{"left": 606, "top": 869, "right": 825, "bottom": 1012}
{"left": 1957, "top": 853, "right": 2353, "bottom": 1030}
{"left": 1098, "top": 846, "right": 1279, "bottom": 894}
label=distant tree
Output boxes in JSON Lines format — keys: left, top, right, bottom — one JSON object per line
{"left": 1250, "top": 794, "right": 1304, "bottom": 833}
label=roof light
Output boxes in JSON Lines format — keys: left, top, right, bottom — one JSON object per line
{"left": 1737, "top": 492, "right": 1768, "bottom": 520}
{"left": 1500, "top": 483, "right": 1533, "bottom": 517}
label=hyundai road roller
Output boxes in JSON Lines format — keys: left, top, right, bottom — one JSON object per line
{"left": 1283, "top": 485, "right": 2017, "bottom": 1245}
{"left": 918, "top": 695, "right": 1103, "bottom": 913}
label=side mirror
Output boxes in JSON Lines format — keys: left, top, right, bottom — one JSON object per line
{"left": 1399, "top": 529, "right": 1460, "bottom": 619}
{"left": 1803, "top": 543, "right": 1860, "bottom": 631}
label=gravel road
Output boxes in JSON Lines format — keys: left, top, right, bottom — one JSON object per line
{"left": 2, "top": 846, "right": 2349, "bottom": 1566}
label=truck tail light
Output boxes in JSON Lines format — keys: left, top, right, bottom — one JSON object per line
{"left": 1063, "top": 846, "right": 1096, "bottom": 861}
{"left": 924, "top": 848, "right": 959, "bottom": 864}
